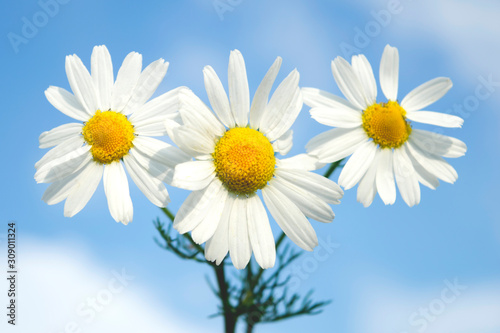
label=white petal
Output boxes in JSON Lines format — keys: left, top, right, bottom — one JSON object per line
{"left": 265, "top": 87, "right": 302, "bottom": 141}
{"left": 123, "top": 59, "right": 169, "bottom": 114}
{"left": 36, "top": 136, "right": 84, "bottom": 170}
{"left": 133, "top": 111, "right": 179, "bottom": 133}
{"left": 338, "top": 141, "right": 377, "bottom": 189}
{"left": 164, "top": 117, "right": 198, "bottom": 152}
{"left": 375, "top": 148, "right": 396, "bottom": 205}
{"left": 228, "top": 50, "right": 249, "bottom": 127}
{"left": 259, "top": 70, "right": 301, "bottom": 141}
{"left": 411, "top": 129, "right": 467, "bottom": 158}
{"left": 272, "top": 129, "right": 293, "bottom": 155}
{"left": 301, "top": 87, "right": 361, "bottom": 112}
{"left": 123, "top": 154, "right": 170, "bottom": 207}
{"left": 41, "top": 162, "right": 88, "bottom": 205}
{"left": 205, "top": 193, "right": 234, "bottom": 265}
{"left": 133, "top": 136, "right": 191, "bottom": 169}
{"left": 276, "top": 154, "right": 326, "bottom": 171}
{"left": 111, "top": 51, "right": 142, "bottom": 112}
{"left": 174, "top": 179, "right": 224, "bottom": 234}
{"left": 406, "top": 139, "right": 458, "bottom": 184}
{"left": 247, "top": 194, "right": 275, "bottom": 269}
{"left": 103, "top": 162, "right": 133, "bottom": 224}
{"left": 45, "top": 86, "right": 90, "bottom": 121}
{"left": 228, "top": 195, "right": 252, "bottom": 269}
{"left": 135, "top": 118, "right": 167, "bottom": 136}
{"left": 401, "top": 77, "right": 452, "bottom": 112}
{"left": 406, "top": 111, "right": 463, "bottom": 128}
{"left": 310, "top": 106, "right": 362, "bottom": 128}
{"left": 357, "top": 150, "right": 380, "bottom": 207}
{"left": 91, "top": 45, "right": 113, "bottom": 110}
{"left": 134, "top": 121, "right": 168, "bottom": 137}
{"left": 64, "top": 162, "right": 103, "bottom": 217}
{"left": 130, "top": 87, "right": 183, "bottom": 123}
{"left": 306, "top": 127, "right": 367, "bottom": 163}
{"left": 273, "top": 177, "right": 335, "bottom": 223}
{"left": 379, "top": 44, "right": 399, "bottom": 101}
{"left": 172, "top": 160, "right": 216, "bottom": 191}
{"left": 129, "top": 148, "right": 174, "bottom": 184}
{"left": 262, "top": 184, "right": 318, "bottom": 251}
{"left": 165, "top": 122, "right": 215, "bottom": 159}
{"left": 35, "top": 146, "right": 91, "bottom": 183}
{"left": 331, "top": 57, "right": 367, "bottom": 110}
{"left": 178, "top": 88, "right": 225, "bottom": 137}
{"left": 170, "top": 125, "right": 217, "bottom": 156}
{"left": 250, "top": 56, "right": 282, "bottom": 129}
{"left": 275, "top": 168, "right": 343, "bottom": 204}
{"left": 65, "top": 55, "right": 97, "bottom": 115}
{"left": 39, "top": 123, "right": 82, "bottom": 149}
{"left": 204, "top": 66, "right": 234, "bottom": 128}
{"left": 352, "top": 54, "right": 377, "bottom": 105}
{"left": 406, "top": 145, "right": 440, "bottom": 190}
{"left": 191, "top": 187, "right": 228, "bottom": 244}
{"left": 393, "top": 146, "right": 420, "bottom": 207}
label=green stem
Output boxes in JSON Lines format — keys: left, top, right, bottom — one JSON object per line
{"left": 161, "top": 207, "right": 176, "bottom": 222}
{"left": 243, "top": 160, "right": 343, "bottom": 332}
{"left": 161, "top": 207, "right": 206, "bottom": 255}
{"left": 161, "top": 160, "right": 344, "bottom": 333}
{"left": 246, "top": 317, "right": 256, "bottom": 333}
{"left": 214, "top": 264, "right": 236, "bottom": 333}
{"left": 323, "top": 159, "right": 343, "bottom": 179}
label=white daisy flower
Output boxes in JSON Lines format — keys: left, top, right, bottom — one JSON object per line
{"left": 35, "top": 45, "right": 191, "bottom": 224}
{"left": 167, "top": 50, "right": 343, "bottom": 269}
{"left": 303, "top": 44, "right": 467, "bottom": 207}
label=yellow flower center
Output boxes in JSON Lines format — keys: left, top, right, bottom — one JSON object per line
{"left": 362, "top": 101, "right": 412, "bottom": 149}
{"left": 213, "top": 128, "right": 275, "bottom": 195}
{"left": 82, "top": 110, "right": 135, "bottom": 164}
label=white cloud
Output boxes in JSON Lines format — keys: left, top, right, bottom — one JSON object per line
{"left": 393, "top": 0, "right": 500, "bottom": 81}
{"left": 354, "top": 275, "right": 500, "bottom": 333}
{"left": 1, "top": 238, "right": 215, "bottom": 333}
{"left": 338, "top": 0, "right": 500, "bottom": 90}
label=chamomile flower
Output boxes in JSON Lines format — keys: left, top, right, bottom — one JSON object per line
{"left": 303, "top": 44, "right": 467, "bottom": 207}
{"left": 167, "top": 50, "right": 343, "bottom": 269}
{"left": 35, "top": 45, "right": 190, "bottom": 224}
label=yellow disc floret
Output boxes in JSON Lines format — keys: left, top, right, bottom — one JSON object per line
{"left": 362, "top": 101, "right": 412, "bottom": 149}
{"left": 213, "top": 128, "right": 275, "bottom": 195}
{"left": 82, "top": 110, "right": 135, "bottom": 164}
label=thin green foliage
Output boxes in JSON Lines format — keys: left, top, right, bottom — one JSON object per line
{"left": 154, "top": 160, "right": 343, "bottom": 333}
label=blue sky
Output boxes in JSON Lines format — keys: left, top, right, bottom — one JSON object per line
{"left": 1, "top": 0, "right": 500, "bottom": 332}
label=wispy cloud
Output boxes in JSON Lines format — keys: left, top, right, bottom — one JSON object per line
{"left": 390, "top": 0, "right": 500, "bottom": 82}
{"left": 0, "top": 238, "right": 215, "bottom": 333}
{"left": 355, "top": 275, "right": 500, "bottom": 333}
